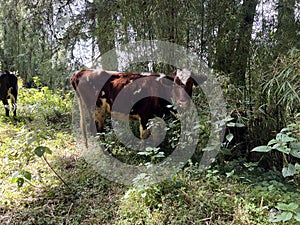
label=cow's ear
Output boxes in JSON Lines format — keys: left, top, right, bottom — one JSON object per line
{"left": 193, "top": 73, "right": 207, "bottom": 85}
{"left": 172, "top": 69, "right": 181, "bottom": 77}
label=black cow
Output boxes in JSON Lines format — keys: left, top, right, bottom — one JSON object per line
{"left": 0, "top": 70, "right": 18, "bottom": 117}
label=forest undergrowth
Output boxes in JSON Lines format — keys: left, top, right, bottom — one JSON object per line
{"left": 0, "top": 80, "right": 299, "bottom": 225}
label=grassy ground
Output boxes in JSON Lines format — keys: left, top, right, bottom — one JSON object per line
{"left": 0, "top": 86, "right": 300, "bottom": 224}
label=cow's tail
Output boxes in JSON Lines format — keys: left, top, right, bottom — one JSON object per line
{"left": 7, "top": 87, "right": 15, "bottom": 103}
{"left": 71, "top": 73, "right": 88, "bottom": 149}
{"left": 77, "top": 93, "right": 88, "bottom": 148}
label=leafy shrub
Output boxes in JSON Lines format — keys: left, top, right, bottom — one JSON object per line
{"left": 263, "top": 48, "right": 300, "bottom": 124}
{"left": 252, "top": 123, "right": 300, "bottom": 180}
{"left": 269, "top": 202, "right": 300, "bottom": 223}
{"left": 17, "top": 81, "right": 73, "bottom": 128}
{"left": 252, "top": 122, "right": 300, "bottom": 223}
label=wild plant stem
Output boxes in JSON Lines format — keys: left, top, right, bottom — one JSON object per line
{"left": 42, "top": 155, "right": 73, "bottom": 192}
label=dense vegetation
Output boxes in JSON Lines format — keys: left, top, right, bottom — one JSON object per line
{"left": 0, "top": 0, "right": 299, "bottom": 224}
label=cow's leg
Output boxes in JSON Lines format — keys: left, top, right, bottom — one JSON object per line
{"left": 94, "top": 106, "right": 105, "bottom": 133}
{"left": 7, "top": 87, "right": 17, "bottom": 117}
{"left": 139, "top": 117, "right": 150, "bottom": 139}
{"left": 140, "top": 124, "right": 150, "bottom": 139}
{"left": 3, "top": 99, "right": 9, "bottom": 117}
{"left": 10, "top": 93, "right": 17, "bottom": 117}
{"left": 13, "top": 103, "right": 17, "bottom": 117}
{"left": 150, "top": 117, "right": 165, "bottom": 145}
{"left": 11, "top": 88, "right": 17, "bottom": 117}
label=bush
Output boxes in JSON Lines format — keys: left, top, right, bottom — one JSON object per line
{"left": 263, "top": 48, "right": 300, "bottom": 124}
{"left": 17, "top": 83, "right": 73, "bottom": 129}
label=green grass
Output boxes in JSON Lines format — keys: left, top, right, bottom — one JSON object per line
{"left": 0, "top": 86, "right": 300, "bottom": 224}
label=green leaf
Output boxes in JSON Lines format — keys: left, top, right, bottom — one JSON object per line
{"left": 276, "top": 133, "right": 297, "bottom": 143}
{"left": 281, "top": 127, "right": 289, "bottom": 132}
{"left": 282, "top": 164, "right": 296, "bottom": 177}
{"left": 268, "top": 139, "right": 278, "bottom": 146}
{"left": 34, "top": 146, "right": 51, "bottom": 157}
{"left": 287, "top": 202, "right": 298, "bottom": 211}
{"left": 295, "top": 163, "right": 300, "bottom": 171}
{"left": 235, "top": 123, "right": 245, "bottom": 127}
{"left": 23, "top": 171, "right": 32, "bottom": 180}
{"left": 154, "top": 152, "right": 165, "bottom": 158}
{"left": 226, "top": 133, "right": 234, "bottom": 143}
{"left": 22, "top": 171, "right": 32, "bottom": 181}
{"left": 17, "top": 177, "right": 25, "bottom": 188}
{"left": 243, "top": 162, "right": 259, "bottom": 168}
{"left": 45, "top": 147, "right": 52, "bottom": 154}
{"left": 226, "top": 170, "right": 235, "bottom": 177}
{"left": 269, "top": 213, "right": 282, "bottom": 223}
{"left": 10, "top": 177, "right": 18, "bottom": 183}
{"left": 11, "top": 172, "right": 20, "bottom": 184}
{"left": 269, "top": 211, "right": 293, "bottom": 222}
{"left": 282, "top": 124, "right": 298, "bottom": 132}
{"left": 226, "top": 121, "right": 246, "bottom": 127}
{"left": 277, "top": 202, "right": 298, "bottom": 211}
{"left": 137, "top": 151, "right": 148, "bottom": 156}
{"left": 280, "top": 211, "right": 293, "bottom": 222}
{"left": 295, "top": 213, "right": 300, "bottom": 222}
{"left": 224, "top": 116, "right": 234, "bottom": 122}
{"left": 274, "top": 145, "right": 290, "bottom": 154}
{"left": 226, "top": 122, "right": 236, "bottom": 127}
{"left": 251, "top": 145, "right": 272, "bottom": 152}
{"left": 290, "top": 142, "right": 300, "bottom": 158}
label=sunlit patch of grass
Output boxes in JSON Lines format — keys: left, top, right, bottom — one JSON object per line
{"left": 0, "top": 126, "right": 72, "bottom": 206}
{"left": 0, "top": 87, "right": 75, "bottom": 217}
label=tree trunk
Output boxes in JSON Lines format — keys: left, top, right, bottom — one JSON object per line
{"left": 214, "top": 0, "right": 258, "bottom": 87}
{"left": 276, "top": 0, "right": 298, "bottom": 53}
{"left": 231, "top": 0, "right": 258, "bottom": 86}
{"left": 93, "top": 1, "right": 118, "bottom": 70}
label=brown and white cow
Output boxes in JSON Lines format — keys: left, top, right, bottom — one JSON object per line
{"left": 0, "top": 70, "right": 18, "bottom": 117}
{"left": 71, "top": 69, "right": 207, "bottom": 146}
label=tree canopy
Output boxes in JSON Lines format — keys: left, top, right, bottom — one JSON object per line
{"left": 0, "top": 0, "right": 298, "bottom": 88}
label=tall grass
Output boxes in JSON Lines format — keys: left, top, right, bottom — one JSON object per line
{"left": 263, "top": 48, "right": 300, "bottom": 124}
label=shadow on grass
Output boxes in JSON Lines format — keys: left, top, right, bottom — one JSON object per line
{"left": 0, "top": 115, "right": 123, "bottom": 224}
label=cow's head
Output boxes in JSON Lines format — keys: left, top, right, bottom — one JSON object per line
{"left": 172, "top": 68, "right": 207, "bottom": 108}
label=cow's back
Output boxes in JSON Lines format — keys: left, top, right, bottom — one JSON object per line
{"left": 110, "top": 74, "right": 174, "bottom": 121}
